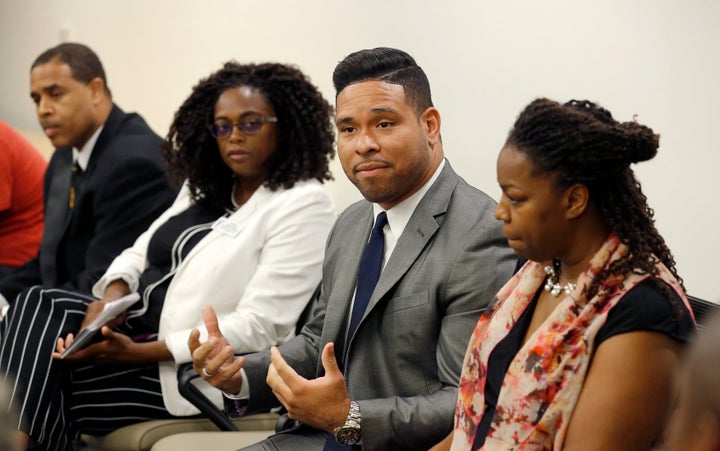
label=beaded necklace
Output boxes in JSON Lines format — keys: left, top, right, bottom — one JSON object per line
{"left": 543, "top": 259, "right": 576, "bottom": 296}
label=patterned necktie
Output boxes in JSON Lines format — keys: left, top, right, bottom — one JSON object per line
{"left": 347, "top": 211, "right": 388, "bottom": 341}
{"left": 69, "top": 161, "right": 83, "bottom": 210}
{"left": 324, "top": 433, "right": 352, "bottom": 451}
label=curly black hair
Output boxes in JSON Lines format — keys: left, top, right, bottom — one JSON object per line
{"left": 506, "top": 98, "right": 683, "bottom": 298}
{"left": 163, "top": 61, "right": 335, "bottom": 213}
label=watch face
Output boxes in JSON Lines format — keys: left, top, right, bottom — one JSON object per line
{"left": 335, "top": 426, "right": 361, "bottom": 445}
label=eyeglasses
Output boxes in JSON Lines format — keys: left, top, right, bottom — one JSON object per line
{"left": 207, "top": 117, "right": 278, "bottom": 139}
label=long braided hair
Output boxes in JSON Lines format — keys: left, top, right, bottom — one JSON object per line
{"left": 163, "top": 61, "right": 335, "bottom": 213}
{"left": 507, "top": 98, "right": 683, "bottom": 298}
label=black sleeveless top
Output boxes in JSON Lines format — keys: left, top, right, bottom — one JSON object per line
{"left": 472, "top": 278, "right": 696, "bottom": 449}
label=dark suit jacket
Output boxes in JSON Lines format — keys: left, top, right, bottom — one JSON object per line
{"left": 240, "top": 162, "right": 517, "bottom": 450}
{"left": 0, "top": 105, "right": 176, "bottom": 301}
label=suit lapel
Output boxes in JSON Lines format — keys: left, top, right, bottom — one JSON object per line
{"left": 174, "top": 185, "right": 272, "bottom": 266}
{"left": 38, "top": 106, "right": 129, "bottom": 286}
{"left": 343, "top": 163, "right": 460, "bottom": 351}
{"left": 326, "top": 204, "right": 374, "bottom": 356}
{"left": 39, "top": 149, "right": 73, "bottom": 286}
{"left": 67, "top": 106, "right": 123, "bottom": 211}
{"left": 368, "top": 211, "right": 439, "bottom": 309}
{"left": 84, "top": 105, "right": 122, "bottom": 175}
{"left": 361, "top": 164, "right": 460, "bottom": 328}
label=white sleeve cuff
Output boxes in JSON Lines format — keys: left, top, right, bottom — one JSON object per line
{"left": 223, "top": 368, "right": 250, "bottom": 399}
{"left": 0, "top": 295, "right": 9, "bottom": 319}
{"left": 93, "top": 273, "right": 139, "bottom": 298}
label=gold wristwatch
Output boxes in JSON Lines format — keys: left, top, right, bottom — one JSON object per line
{"left": 333, "top": 400, "right": 361, "bottom": 445}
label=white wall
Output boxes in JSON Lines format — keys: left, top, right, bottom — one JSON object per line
{"left": 1, "top": 0, "right": 717, "bottom": 301}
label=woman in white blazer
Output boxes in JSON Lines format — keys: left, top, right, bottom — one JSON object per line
{"left": 0, "top": 61, "right": 337, "bottom": 451}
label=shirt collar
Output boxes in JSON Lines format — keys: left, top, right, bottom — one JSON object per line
{"left": 72, "top": 125, "right": 103, "bottom": 171}
{"left": 372, "top": 158, "right": 446, "bottom": 240}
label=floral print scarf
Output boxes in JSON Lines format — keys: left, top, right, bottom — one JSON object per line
{"left": 451, "top": 233, "right": 689, "bottom": 450}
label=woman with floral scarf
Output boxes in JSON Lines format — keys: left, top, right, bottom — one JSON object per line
{"left": 433, "top": 98, "right": 695, "bottom": 451}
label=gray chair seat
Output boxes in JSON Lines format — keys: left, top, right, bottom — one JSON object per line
{"left": 80, "top": 413, "right": 278, "bottom": 451}
{"left": 151, "top": 430, "right": 274, "bottom": 451}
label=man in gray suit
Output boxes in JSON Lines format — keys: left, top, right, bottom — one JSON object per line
{"left": 190, "top": 47, "right": 516, "bottom": 450}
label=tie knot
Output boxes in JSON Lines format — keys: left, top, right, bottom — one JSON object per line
{"left": 72, "top": 161, "right": 82, "bottom": 173}
{"left": 373, "top": 211, "right": 388, "bottom": 233}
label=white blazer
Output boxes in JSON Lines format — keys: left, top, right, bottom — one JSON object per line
{"left": 93, "top": 179, "right": 336, "bottom": 415}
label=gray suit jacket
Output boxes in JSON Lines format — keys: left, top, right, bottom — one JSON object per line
{"left": 241, "top": 162, "right": 516, "bottom": 450}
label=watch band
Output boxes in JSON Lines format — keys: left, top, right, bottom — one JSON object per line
{"left": 334, "top": 400, "right": 362, "bottom": 445}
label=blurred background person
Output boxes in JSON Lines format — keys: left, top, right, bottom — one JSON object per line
{"left": 0, "top": 375, "right": 20, "bottom": 451}
{"left": 0, "top": 42, "right": 175, "bottom": 315}
{"left": 0, "top": 119, "right": 46, "bottom": 282}
{"left": 664, "top": 312, "right": 720, "bottom": 451}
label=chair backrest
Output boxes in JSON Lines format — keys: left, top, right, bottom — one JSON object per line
{"left": 688, "top": 295, "right": 720, "bottom": 334}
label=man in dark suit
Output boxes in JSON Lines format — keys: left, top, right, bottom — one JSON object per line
{"left": 0, "top": 42, "right": 175, "bottom": 314}
{"left": 189, "top": 47, "right": 516, "bottom": 450}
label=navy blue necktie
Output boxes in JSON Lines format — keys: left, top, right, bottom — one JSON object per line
{"left": 324, "top": 433, "right": 350, "bottom": 451}
{"left": 347, "top": 211, "right": 388, "bottom": 342}
{"left": 324, "top": 212, "right": 387, "bottom": 451}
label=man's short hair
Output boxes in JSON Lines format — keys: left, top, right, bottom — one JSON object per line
{"left": 32, "top": 42, "right": 111, "bottom": 96}
{"left": 332, "top": 47, "right": 433, "bottom": 116}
